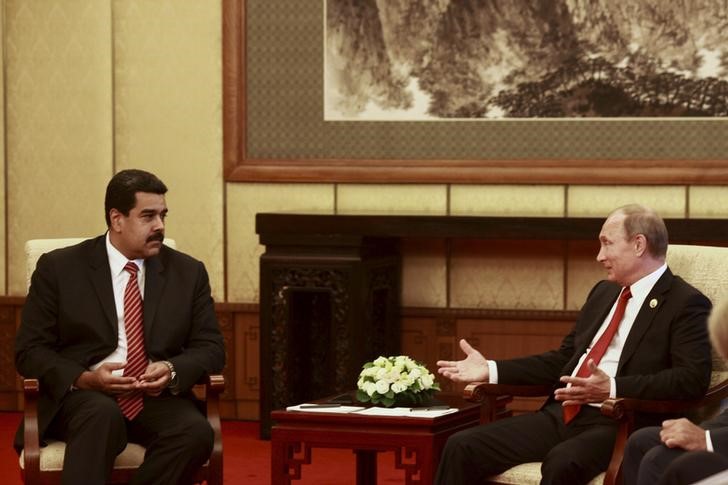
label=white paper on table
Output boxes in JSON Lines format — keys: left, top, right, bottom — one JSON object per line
{"left": 354, "top": 407, "right": 458, "bottom": 418}
{"left": 286, "top": 404, "right": 366, "bottom": 413}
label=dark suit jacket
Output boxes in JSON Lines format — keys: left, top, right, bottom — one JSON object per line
{"left": 497, "top": 268, "right": 712, "bottom": 425}
{"left": 704, "top": 410, "right": 728, "bottom": 455}
{"left": 14, "top": 235, "right": 225, "bottom": 452}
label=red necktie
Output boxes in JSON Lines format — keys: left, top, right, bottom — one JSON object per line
{"left": 563, "top": 286, "right": 632, "bottom": 424}
{"left": 117, "top": 261, "right": 146, "bottom": 420}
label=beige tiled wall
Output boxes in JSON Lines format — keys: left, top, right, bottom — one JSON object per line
{"left": 5, "top": 0, "right": 112, "bottom": 295}
{"left": 113, "top": 0, "right": 223, "bottom": 300}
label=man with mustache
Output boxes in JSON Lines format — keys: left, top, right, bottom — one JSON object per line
{"left": 435, "top": 204, "right": 712, "bottom": 485}
{"left": 14, "top": 169, "right": 225, "bottom": 484}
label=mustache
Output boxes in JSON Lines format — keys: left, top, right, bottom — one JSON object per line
{"left": 147, "top": 232, "right": 164, "bottom": 243}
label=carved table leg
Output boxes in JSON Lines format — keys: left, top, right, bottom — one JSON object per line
{"left": 355, "top": 449, "right": 377, "bottom": 485}
{"left": 272, "top": 440, "right": 311, "bottom": 485}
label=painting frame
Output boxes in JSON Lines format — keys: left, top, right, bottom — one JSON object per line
{"left": 223, "top": 0, "right": 728, "bottom": 184}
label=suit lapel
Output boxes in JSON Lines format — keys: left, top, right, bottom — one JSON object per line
{"left": 88, "top": 236, "right": 118, "bottom": 332}
{"left": 617, "top": 269, "right": 673, "bottom": 373}
{"left": 143, "top": 250, "right": 166, "bottom": 337}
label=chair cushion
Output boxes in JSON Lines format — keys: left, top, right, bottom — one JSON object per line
{"left": 487, "top": 462, "right": 604, "bottom": 484}
{"left": 19, "top": 440, "right": 147, "bottom": 471}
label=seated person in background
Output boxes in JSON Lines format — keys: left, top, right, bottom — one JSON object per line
{"left": 434, "top": 204, "right": 712, "bottom": 485}
{"left": 14, "top": 169, "right": 225, "bottom": 485}
{"left": 623, "top": 297, "right": 728, "bottom": 485}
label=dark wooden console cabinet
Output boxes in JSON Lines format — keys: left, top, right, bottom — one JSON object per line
{"left": 257, "top": 213, "right": 728, "bottom": 437}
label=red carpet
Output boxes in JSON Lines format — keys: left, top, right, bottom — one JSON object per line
{"left": 1, "top": 412, "right": 405, "bottom": 484}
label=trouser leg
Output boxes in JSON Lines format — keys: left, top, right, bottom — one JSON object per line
{"left": 658, "top": 450, "right": 728, "bottom": 485}
{"left": 540, "top": 419, "right": 617, "bottom": 485}
{"left": 434, "top": 407, "right": 562, "bottom": 485}
{"left": 128, "top": 394, "right": 214, "bottom": 485}
{"left": 45, "top": 390, "right": 127, "bottom": 485}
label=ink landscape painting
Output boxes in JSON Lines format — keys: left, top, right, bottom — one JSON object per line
{"left": 325, "top": 0, "right": 728, "bottom": 120}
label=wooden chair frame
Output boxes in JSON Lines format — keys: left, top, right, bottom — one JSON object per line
{"left": 20, "top": 374, "right": 225, "bottom": 485}
{"left": 463, "top": 378, "right": 728, "bottom": 485}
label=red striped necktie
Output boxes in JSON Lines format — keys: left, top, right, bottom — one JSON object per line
{"left": 117, "top": 261, "right": 146, "bottom": 420}
{"left": 563, "top": 286, "right": 632, "bottom": 424}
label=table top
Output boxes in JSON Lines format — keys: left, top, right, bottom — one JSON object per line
{"left": 271, "top": 393, "right": 481, "bottom": 430}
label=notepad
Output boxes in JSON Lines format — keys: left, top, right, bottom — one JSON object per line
{"left": 286, "top": 403, "right": 366, "bottom": 413}
{"left": 354, "top": 407, "right": 457, "bottom": 418}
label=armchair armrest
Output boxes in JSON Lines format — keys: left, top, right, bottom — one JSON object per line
{"left": 194, "top": 374, "right": 225, "bottom": 485}
{"left": 463, "top": 382, "right": 552, "bottom": 424}
{"left": 22, "top": 379, "right": 41, "bottom": 485}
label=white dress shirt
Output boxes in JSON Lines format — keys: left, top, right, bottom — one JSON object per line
{"left": 88, "top": 233, "right": 147, "bottom": 375}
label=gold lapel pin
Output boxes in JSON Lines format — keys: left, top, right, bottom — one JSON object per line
{"left": 649, "top": 298, "right": 658, "bottom": 309}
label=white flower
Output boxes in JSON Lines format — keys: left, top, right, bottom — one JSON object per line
{"left": 420, "top": 373, "right": 434, "bottom": 389}
{"left": 363, "top": 381, "right": 377, "bottom": 397}
{"left": 391, "top": 381, "right": 407, "bottom": 393}
{"left": 357, "top": 355, "right": 440, "bottom": 406}
{"left": 375, "top": 379, "right": 390, "bottom": 395}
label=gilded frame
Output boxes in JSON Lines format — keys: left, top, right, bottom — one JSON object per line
{"left": 223, "top": 0, "right": 728, "bottom": 184}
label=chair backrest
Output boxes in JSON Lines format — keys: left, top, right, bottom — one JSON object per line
{"left": 666, "top": 244, "right": 728, "bottom": 420}
{"left": 25, "top": 237, "right": 177, "bottom": 291}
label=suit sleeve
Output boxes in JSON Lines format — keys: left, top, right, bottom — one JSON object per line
{"left": 168, "top": 260, "right": 225, "bottom": 392}
{"left": 14, "top": 253, "right": 87, "bottom": 402}
{"left": 706, "top": 411, "right": 728, "bottom": 455}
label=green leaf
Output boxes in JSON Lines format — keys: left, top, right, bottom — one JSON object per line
{"left": 356, "top": 389, "right": 371, "bottom": 403}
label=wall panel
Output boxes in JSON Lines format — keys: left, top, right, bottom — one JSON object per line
{"left": 451, "top": 185, "right": 565, "bottom": 216}
{"left": 112, "top": 0, "right": 224, "bottom": 300}
{"left": 0, "top": 1, "right": 6, "bottom": 295}
{"left": 5, "top": 0, "right": 112, "bottom": 295}
{"left": 568, "top": 185, "right": 686, "bottom": 217}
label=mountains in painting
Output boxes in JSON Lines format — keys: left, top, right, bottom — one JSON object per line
{"left": 325, "top": 0, "right": 728, "bottom": 119}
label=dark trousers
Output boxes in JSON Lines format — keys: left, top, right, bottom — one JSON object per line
{"left": 434, "top": 401, "right": 618, "bottom": 485}
{"left": 623, "top": 426, "right": 728, "bottom": 485}
{"left": 46, "top": 390, "right": 214, "bottom": 485}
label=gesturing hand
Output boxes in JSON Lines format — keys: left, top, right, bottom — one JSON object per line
{"left": 554, "top": 360, "right": 611, "bottom": 405}
{"left": 436, "top": 339, "right": 489, "bottom": 383}
{"left": 660, "top": 418, "right": 707, "bottom": 450}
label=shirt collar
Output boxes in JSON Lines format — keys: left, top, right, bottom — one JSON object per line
{"left": 628, "top": 262, "right": 667, "bottom": 301}
{"left": 105, "top": 232, "right": 145, "bottom": 275}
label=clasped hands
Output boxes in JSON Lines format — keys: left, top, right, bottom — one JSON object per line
{"left": 436, "top": 339, "right": 611, "bottom": 405}
{"left": 73, "top": 361, "right": 172, "bottom": 397}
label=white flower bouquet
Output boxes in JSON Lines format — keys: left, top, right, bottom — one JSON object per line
{"left": 356, "top": 355, "right": 440, "bottom": 407}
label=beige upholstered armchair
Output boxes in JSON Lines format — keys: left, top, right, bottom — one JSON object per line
{"left": 18, "top": 237, "right": 225, "bottom": 485}
{"left": 464, "top": 244, "right": 728, "bottom": 485}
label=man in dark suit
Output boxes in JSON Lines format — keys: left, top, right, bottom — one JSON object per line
{"left": 14, "top": 169, "right": 225, "bottom": 485}
{"left": 434, "top": 204, "right": 712, "bottom": 485}
{"left": 623, "top": 296, "right": 728, "bottom": 485}
{"left": 623, "top": 411, "right": 728, "bottom": 485}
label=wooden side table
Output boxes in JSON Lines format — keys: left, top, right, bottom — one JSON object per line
{"left": 270, "top": 396, "right": 481, "bottom": 484}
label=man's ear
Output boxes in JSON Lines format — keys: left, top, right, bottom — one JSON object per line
{"left": 634, "top": 234, "right": 647, "bottom": 256}
{"left": 109, "top": 209, "right": 123, "bottom": 233}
